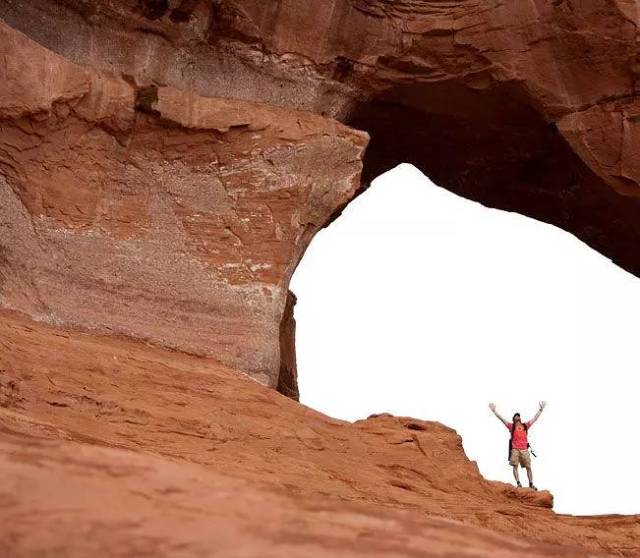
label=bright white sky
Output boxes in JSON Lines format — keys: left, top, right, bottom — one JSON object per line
{"left": 291, "top": 164, "right": 640, "bottom": 516}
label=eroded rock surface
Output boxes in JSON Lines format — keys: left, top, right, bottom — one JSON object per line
{"left": 3, "top": 3, "right": 640, "bottom": 390}
{"left": 4, "top": 0, "right": 640, "bottom": 273}
{"left": 1, "top": 310, "right": 639, "bottom": 557}
{"left": 2, "top": 2, "right": 640, "bottom": 556}
{"left": 0, "top": 22, "right": 365, "bottom": 389}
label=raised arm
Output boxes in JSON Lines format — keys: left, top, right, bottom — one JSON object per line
{"left": 488, "top": 403, "right": 509, "bottom": 427}
{"left": 528, "top": 401, "right": 547, "bottom": 426}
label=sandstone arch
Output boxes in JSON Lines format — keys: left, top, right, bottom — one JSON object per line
{"left": 2, "top": 0, "right": 640, "bottom": 397}
{"left": 347, "top": 81, "right": 640, "bottom": 277}
{"left": 2, "top": 3, "right": 640, "bottom": 555}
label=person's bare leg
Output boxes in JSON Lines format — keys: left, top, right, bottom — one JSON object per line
{"left": 526, "top": 466, "right": 537, "bottom": 489}
{"left": 512, "top": 466, "right": 521, "bottom": 486}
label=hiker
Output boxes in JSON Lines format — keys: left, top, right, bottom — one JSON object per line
{"left": 488, "top": 401, "right": 546, "bottom": 491}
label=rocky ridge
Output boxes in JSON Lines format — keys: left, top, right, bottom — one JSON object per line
{"left": 2, "top": 310, "right": 639, "bottom": 557}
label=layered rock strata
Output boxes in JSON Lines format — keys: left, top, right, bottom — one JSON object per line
{"left": 2, "top": 3, "right": 640, "bottom": 555}
{"left": 0, "top": 0, "right": 640, "bottom": 394}
{"left": 3, "top": 2, "right": 640, "bottom": 395}
{"left": 0, "top": 22, "right": 365, "bottom": 389}
{"left": 1, "top": 310, "right": 639, "bottom": 557}
{"left": 3, "top": 0, "right": 640, "bottom": 274}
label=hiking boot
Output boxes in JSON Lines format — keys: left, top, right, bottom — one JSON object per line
{"left": 516, "top": 481, "right": 522, "bottom": 488}
{"left": 529, "top": 484, "right": 538, "bottom": 491}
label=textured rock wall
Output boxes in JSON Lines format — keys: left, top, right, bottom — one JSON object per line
{"left": 2, "top": 4, "right": 640, "bottom": 555}
{"left": 0, "top": 22, "right": 366, "bottom": 388}
{"left": 3, "top": 1, "right": 640, "bottom": 387}
{"left": 277, "top": 290, "right": 299, "bottom": 400}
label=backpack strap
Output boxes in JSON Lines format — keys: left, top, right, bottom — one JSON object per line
{"left": 507, "top": 423, "right": 514, "bottom": 461}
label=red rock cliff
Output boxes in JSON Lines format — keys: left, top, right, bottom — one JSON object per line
{"left": 1, "top": 2, "right": 640, "bottom": 556}
{"left": 4, "top": 1, "right": 640, "bottom": 392}
{"left": 0, "top": 21, "right": 366, "bottom": 389}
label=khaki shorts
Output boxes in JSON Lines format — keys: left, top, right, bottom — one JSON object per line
{"left": 509, "top": 448, "right": 532, "bottom": 468}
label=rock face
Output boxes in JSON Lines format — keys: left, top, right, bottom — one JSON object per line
{"left": 2, "top": 310, "right": 639, "bottom": 557}
{"left": 3, "top": 2, "right": 640, "bottom": 394}
{"left": 2, "top": 2, "right": 640, "bottom": 556}
{"left": 0, "top": 22, "right": 365, "bottom": 389}
{"left": 4, "top": 0, "right": 640, "bottom": 274}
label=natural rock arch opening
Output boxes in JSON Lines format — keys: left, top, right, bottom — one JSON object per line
{"left": 4, "top": 0, "right": 640, "bottom": 401}
{"left": 289, "top": 163, "right": 640, "bottom": 515}
{"left": 277, "top": 79, "right": 640, "bottom": 403}
{"left": 3, "top": 1, "right": 640, "bottom": 552}
{"left": 344, "top": 83, "right": 640, "bottom": 277}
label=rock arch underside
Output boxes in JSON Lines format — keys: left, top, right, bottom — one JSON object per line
{"left": 1, "top": 1, "right": 640, "bottom": 556}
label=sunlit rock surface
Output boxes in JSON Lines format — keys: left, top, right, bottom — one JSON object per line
{"left": 4, "top": 2, "right": 640, "bottom": 389}
{"left": 0, "top": 22, "right": 365, "bottom": 388}
{"left": 1, "top": 2, "right": 640, "bottom": 555}
{"left": 2, "top": 311, "right": 639, "bottom": 557}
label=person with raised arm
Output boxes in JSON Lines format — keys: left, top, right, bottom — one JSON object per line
{"left": 489, "top": 401, "right": 547, "bottom": 490}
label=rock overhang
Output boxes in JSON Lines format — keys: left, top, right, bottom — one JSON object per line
{"left": 2, "top": 0, "right": 640, "bottom": 396}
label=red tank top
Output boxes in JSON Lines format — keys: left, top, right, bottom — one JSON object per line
{"left": 506, "top": 421, "right": 532, "bottom": 450}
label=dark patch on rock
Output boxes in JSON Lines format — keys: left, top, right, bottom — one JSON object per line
{"left": 134, "top": 85, "right": 160, "bottom": 115}
{"left": 406, "top": 422, "right": 427, "bottom": 432}
{"left": 170, "top": 0, "right": 200, "bottom": 22}
{"left": 276, "top": 290, "right": 299, "bottom": 401}
{"left": 138, "top": 0, "right": 169, "bottom": 20}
